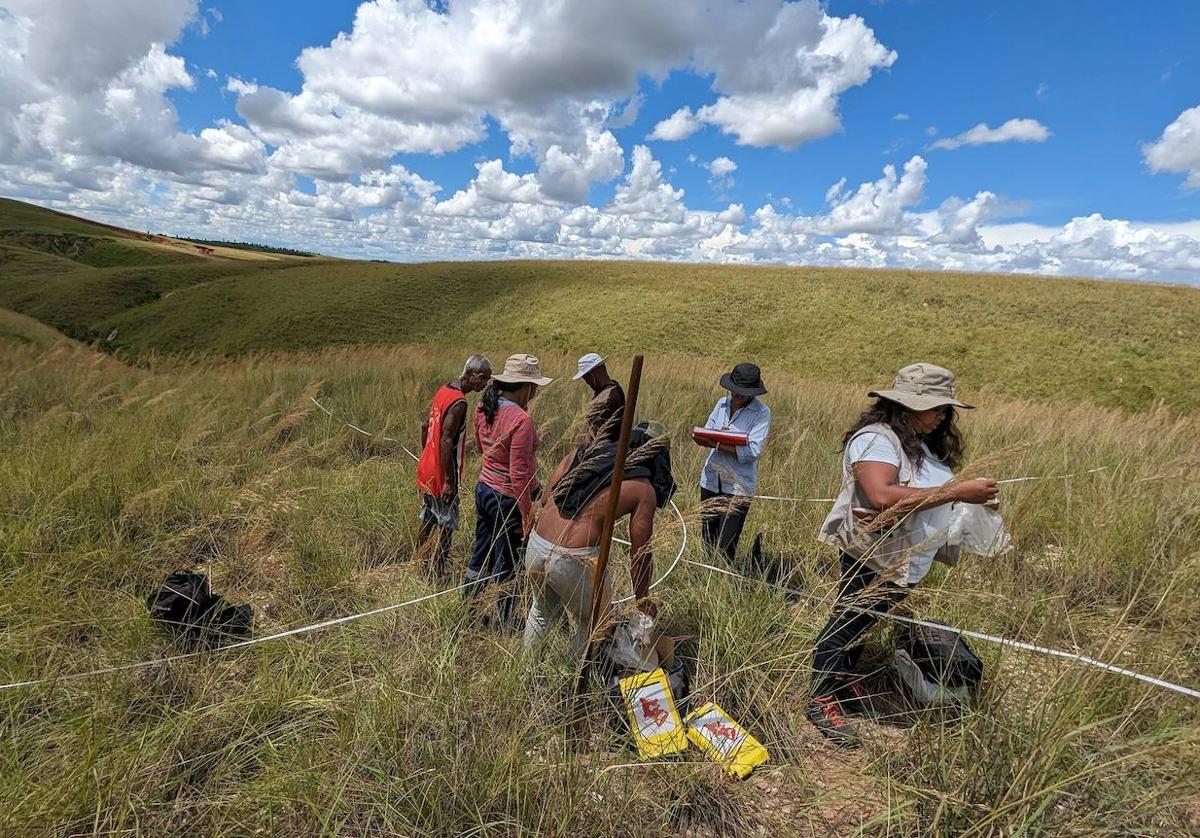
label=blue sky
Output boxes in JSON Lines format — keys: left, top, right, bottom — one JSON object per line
{"left": 164, "top": 0, "right": 1199, "bottom": 222}
{"left": 3, "top": 0, "right": 1200, "bottom": 281}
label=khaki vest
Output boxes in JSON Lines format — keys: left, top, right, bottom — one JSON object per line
{"left": 818, "top": 423, "right": 959, "bottom": 584}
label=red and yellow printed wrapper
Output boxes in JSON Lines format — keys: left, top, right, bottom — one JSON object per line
{"left": 619, "top": 669, "right": 689, "bottom": 759}
{"left": 684, "top": 702, "right": 769, "bottom": 779}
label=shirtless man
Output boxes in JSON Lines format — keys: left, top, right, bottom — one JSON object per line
{"left": 522, "top": 423, "right": 675, "bottom": 658}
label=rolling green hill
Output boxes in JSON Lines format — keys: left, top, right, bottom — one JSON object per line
{"left": 0, "top": 196, "right": 315, "bottom": 274}
{"left": 2, "top": 196, "right": 1199, "bottom": 415}
{"left": 0, "top": 196, "right": 138, "bottom": 236}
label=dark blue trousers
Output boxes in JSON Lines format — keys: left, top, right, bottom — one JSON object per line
{"left": 466, "top": 482, "right": 523, "bottom": 625}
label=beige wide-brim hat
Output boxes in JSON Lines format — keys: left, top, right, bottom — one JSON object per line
{"left": 492, "top": 353, "right": 554, "bottom": 386}
{"left": 869, "top": 362, "right": 974, "bottom": 411}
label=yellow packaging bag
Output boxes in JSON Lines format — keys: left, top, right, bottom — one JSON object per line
{"left": 619, "top": 668, "right": 689, "bottom": 759}
{"left": 684, "top": 702, "right": 770, "bottom": 779}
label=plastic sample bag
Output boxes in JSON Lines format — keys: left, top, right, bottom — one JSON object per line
{"left": 620, "top": 668, "right": 689, "bottom": 759}
{"left": 684, "top": 702, "right": 769, "bottom": 779}
{"left": 948, "top": 502, "right": 1012, "bottom": 557}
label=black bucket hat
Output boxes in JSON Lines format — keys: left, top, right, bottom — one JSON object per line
{"left": 719, "top": 362, "right": 768, "bottom": 397}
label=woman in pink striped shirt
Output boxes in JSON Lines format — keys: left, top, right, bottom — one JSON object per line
{"left": 465, "top": 354, "right": 554, "bottom": 629}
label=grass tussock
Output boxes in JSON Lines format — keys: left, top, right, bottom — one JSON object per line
{"left": 1, "top": 337, "right": 1198, "bottom": 836}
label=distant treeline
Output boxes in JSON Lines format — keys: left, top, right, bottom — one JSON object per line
{"left": 179, "top": 237, "right": 319, "bottom": 257}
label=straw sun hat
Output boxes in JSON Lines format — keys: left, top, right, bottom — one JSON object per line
{"left": 869, "top": 362, "right": 974, "bottom": 411}
{"left": 492, "top": 353, "right": 554, "bottom": 386}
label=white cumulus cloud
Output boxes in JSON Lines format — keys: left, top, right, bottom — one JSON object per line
{"left": 931, "top": 118, "right": 1051, "bottom": 151}
{"left": 817, "top": 156, "right": 927, "bottom": 234}
{"left": 1143, "top": 105, "right": 1200, "bottom": 189}
{"left": 648, "top": 107, "right": 702, "bottom": 142}
{"left": 2, "top": 0, "right": 1199, "bottom": 286}
{"left": 0, "top": 0, "right": 268, "bottom": 189}
{"left": 236, "top": 0, "right": 895, "bottom": 185}
{"left": 706, "top": 156, "right": 738, "bottom": 178}
{"left": 1, "top": 0, "right": 899, "bottom": 212}
{"left": 692, "top": 4, "right": 896, "bottom": 148}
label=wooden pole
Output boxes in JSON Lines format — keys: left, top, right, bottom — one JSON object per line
{"left": 574, "top": 353, "right": 643, "bottom": 695}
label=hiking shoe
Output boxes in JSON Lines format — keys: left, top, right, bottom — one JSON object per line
{"left": 806, "top": 694, "right": 862, "bottom": 749}
{"left": 834, "top": 674, "right": 878, "bottom": 719}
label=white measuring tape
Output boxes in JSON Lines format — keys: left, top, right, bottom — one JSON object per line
{"left": 0, "top": 573, "right": 499, "bottom": 692}
{"left": 1, "top": 389, "right": 691, "bottom": 691}
{"left": 681, "top": 557, "right": 1200, "bottom": 702}
{"left": 749, "top": 467, "right": 1110, "bottom": 504}
{"left": 315, "top": 395, "right": 1108, "bottom": 499}
{"left": 611, "top": 498, "right": 689, "bottom": 605}
{"left": 5, "top": 398, "right": 1128, "bottom": 697}
{"left": 996, "top": 466, "right": 1109, "bottom": 485}
{"left": 308, "top": 396, "right": 1149, "bottom": 699}
{"left": 750, "top": 494, "right": 836, "bottom": 503}
{"left": 310, "top": 396, "right": 420, "bottom": 461}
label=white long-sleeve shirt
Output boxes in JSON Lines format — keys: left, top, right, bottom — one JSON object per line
{"left": 698, "top": 396, "right": 771, "bottom": 497}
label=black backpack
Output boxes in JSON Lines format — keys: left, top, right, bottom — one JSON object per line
{"left": 146, "top": 571, "right": 253, "bottom": 647}
{"left": 891, "top": 619, "right": 983, "bottom": 707}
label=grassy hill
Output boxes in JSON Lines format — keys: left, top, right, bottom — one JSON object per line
{"left": 0, "top": 196, "right": 315, "bottom": 272}
{"left": 1, "top": 198, "right": 1198, "bottom": 835}
{"left": 1, "top": 198, "right": 1198, "bottom": 413}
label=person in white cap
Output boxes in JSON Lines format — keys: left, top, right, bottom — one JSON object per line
{"left": 573, "top": 352, "right": 625, "bottom": 444}
{"left": 465, "top": 353, "right": 554, "bottom": 629}
{"left": 809, "top": 362, "right": 999, "bottom": 748}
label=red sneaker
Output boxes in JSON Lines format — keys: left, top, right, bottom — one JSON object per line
{"left": 806, "top": 694, "right": 862, "bottom": 749}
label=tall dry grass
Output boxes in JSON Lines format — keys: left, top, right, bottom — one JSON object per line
{"left": 1, "top": 341, "right": 1198, "bottom": 836}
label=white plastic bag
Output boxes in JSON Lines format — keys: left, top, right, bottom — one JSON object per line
{"left": 948, "top": 503, "right": 1012, "bottom": 557}
{"left": 608, "top": 611, "right": 659, "bottom": 671}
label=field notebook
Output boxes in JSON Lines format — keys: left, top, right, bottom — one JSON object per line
{"left": 691, "top": 427, "right": 749, "bottom": 447}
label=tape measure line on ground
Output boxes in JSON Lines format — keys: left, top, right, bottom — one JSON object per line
{"left": 314, "top": 393, "right": 1108, "bottom": 489}
{"left": 310, "top": 396, "right": 419, "bottom": 461}
{"left": 310, "top": 396, "right": 691, "bottom": 604}
{"left": 0, "top": 573, "right": 498, "bottom": 692}
{"left": 681, "top": 557, "right": 1200, "bottom": 702}
{"left": 611, "top": 498, "right": 689, "bottom": 606}
{"left": 5, "top": 399, "right": 1129, "bottom": 696}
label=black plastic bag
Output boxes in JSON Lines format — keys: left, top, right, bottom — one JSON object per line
{"left": 146, "top": 570, "right": 253, "bottom": 648}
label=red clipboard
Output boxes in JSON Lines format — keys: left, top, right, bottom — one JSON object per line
{"left": 691, "top": 427, "right": 749, "bottom": 447}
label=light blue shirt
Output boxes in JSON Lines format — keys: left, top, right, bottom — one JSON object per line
{"left": 699, "top": 396, "right": 771, "bottom": 497}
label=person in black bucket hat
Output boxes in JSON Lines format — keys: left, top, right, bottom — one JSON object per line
{"left": 720, "top": 362, "right": 769, "bottom": 397}
{"left": 691, "top": 362, "right": 771, "bottom": 565}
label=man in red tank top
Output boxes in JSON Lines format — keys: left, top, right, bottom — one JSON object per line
{"left": 416, "top": 354, "right": 492, "bottom": 580}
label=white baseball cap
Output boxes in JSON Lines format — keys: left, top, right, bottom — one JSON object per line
{"left": 573, "top": 352, "right": 606, "bottom": 380}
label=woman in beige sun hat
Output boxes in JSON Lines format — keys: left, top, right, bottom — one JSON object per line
{"left": 465, "top": 354, "right": 553, "bottom": 630}
{"left": 807, "top": 362, "right": 999, "bottom": 748}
